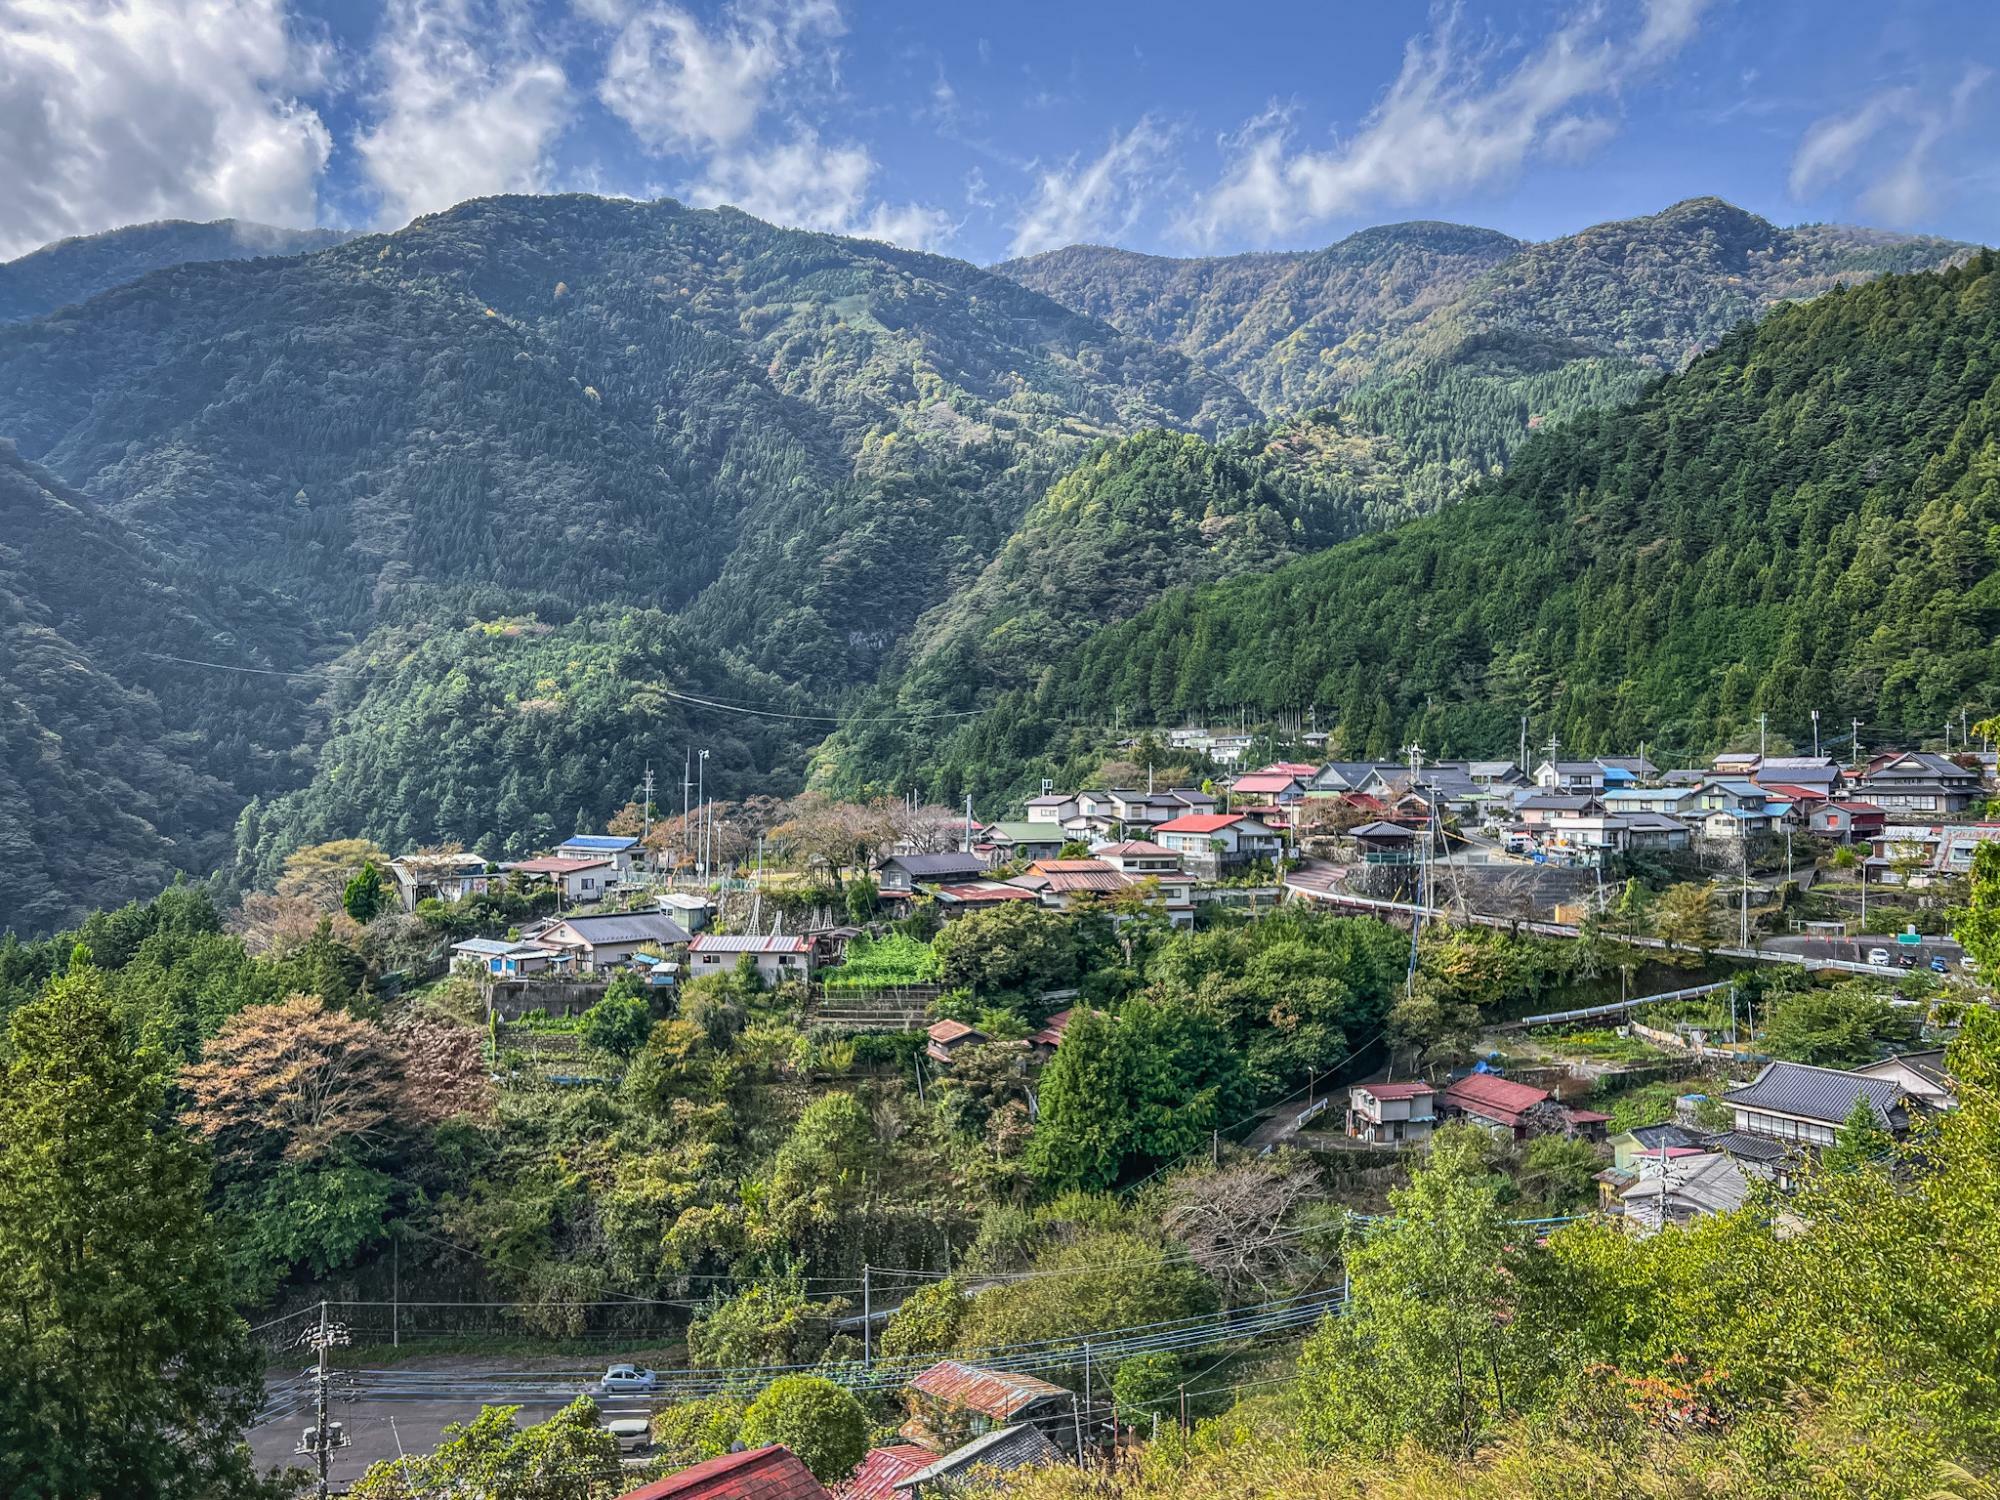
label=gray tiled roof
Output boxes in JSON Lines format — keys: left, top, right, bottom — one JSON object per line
{"left": 893, "top": 1425, "right": 1063, "bottom": 1490}
{"left": 884, "top": 852, "right": 988, "bottom": 877}
{"left": 1723, "top": 1061, "right": 1909, "bottom": 1129}
{"left": 1622, "top": 1122, "right": 1708, "bottom": 1150}
{"left": 1710, "top": 1130, "right": 1789, "bottom": 1163}
{"left": 546, "top": 912, "right": 691, "bottom": 946}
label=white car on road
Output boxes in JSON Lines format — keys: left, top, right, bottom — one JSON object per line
{"left": 597, "top": 1364, "right": 660, "bottom": 1395}
{"left": 1866, "top": 947, "right": 1891, "bottom": 966}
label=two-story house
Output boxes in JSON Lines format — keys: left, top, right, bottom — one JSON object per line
{"left": 1092, "top": 840, "right": 1196, "bottom": 927}
{"left": 1535, "top": 760, "right": 1607, "bottom": 794}
{"left": 1153, "top": 812, "right": 1287, "bottom": 874}
{"left": 1693, "top": 780, "right": 1784, "bottom": 839}
{"left": 554, "top": 834, "right": 645, "bottom": 881}
{"left": 1345, "top": 1081, "right": 1437, "bottom": 1144}
{"left": 1851, "top": 752, "right": 1983, "bottom": 818}
{"left": 1720, "top": 1060, "right": 1912, "bottom": 1146}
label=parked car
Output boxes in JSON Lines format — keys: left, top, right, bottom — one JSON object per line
{"left": 1898, "top": 953, "right": 1917, "bottom": 968}
{"left": 1866, "top": 947, "right": 1891, "bottom": 965}
{"left": 1964, "top": 956, "right": 1981, "bottom": 973}
{"left": 597, "top": 1364, "right": 660, "bottom": 1395}
{"left": 1930, "top": 955, "right": 1950, "bottom": 974}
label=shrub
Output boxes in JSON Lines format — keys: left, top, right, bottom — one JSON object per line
{"left": 738, "top": 1376, "right": 868, "bottom": 1484}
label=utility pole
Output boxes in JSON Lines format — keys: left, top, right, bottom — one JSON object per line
{"left": 297, "top": 1302, "right": 350, "bottom": 1500}
{"left": 1757, "top": 712, "right": 1767, "bottom": 759}
{"left": 697, "top": 749, "right": 709, "bottom": 878}
{"left": 682, "top": 750, "right": 692, "bottom": 870}
{"left": 1082, "top": 1340, "right": 1094, "bottom": 1450}
{"left": 963, "top": 793, "right": 974, "bottom": 853}
{"left": 1851, "top": 719, "right": 1863, "bottom": 771}
{"left": 640, "top": 762, "right": 654, "bottom": 848}
{"left": 1811, "top": 709, "right": 1820, "bottom": 758}
{"left": 861, "top": 1265, "right": 872, "bottom": 1368}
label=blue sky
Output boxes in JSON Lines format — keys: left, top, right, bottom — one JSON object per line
{"left": 2, "top": 0, "right": 1995, "bottom": 264}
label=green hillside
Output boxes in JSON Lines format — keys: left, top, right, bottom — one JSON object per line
{"left": 0, "top": 218, "right": 352, "bottom": 324}
{"left": 868, "top": 255, "right": 2000, "bottom": 804}
{"left": 0, "top": 194, "right": 1253, "bottom": 684}
{"left": 0, "top": 445, "right": 319, "bottom": 931}
{"left": 232, "top": 610, "right": 809, "bottom": 885}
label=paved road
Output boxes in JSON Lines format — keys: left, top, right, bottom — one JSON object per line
{"left": 1763, "top": 933, "right": 1969, "bottom": 972}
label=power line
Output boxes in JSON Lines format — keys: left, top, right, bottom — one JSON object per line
{"left": 141, "top": 650, "right": 326, "bottom": 678}
{"left": 660, "top": 687, "right": 987, "bottom": 725}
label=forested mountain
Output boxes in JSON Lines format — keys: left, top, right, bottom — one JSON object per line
{"left": 0, "top": 445, "right": 320, "bottom": 931}
{"left": 233, "top": 611, "right": 809, "bottom": 884}
{"left": 0, "top": 218, "right": 353, "bottom": 324}
{"left": 825, "top": 414, "right": 1411, "bottom": 721}
{"left": 847, "top": 256, "right": 2000, "bottom": 806}
{"left": 1001, "top": 199, "right": 1970, "bottom": 417}
{"left": 0, "top": 194, "right": 1251, "bottom": 686}
{"left": 999, "top": 221, "right": 1524, "bottom": 413}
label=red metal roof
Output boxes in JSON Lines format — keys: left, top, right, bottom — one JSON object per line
{"left": 506, "top": 856, "right": 613, "bottom": 875}
{"left": 1229, "top": 772, "right": 1301, "bottom": 793}
{"left": 1027, "top": 858, "right": 1115, "bottom": 873}
{"left": 909, "top": 1360, "right": 1069, "bottom": 1420}
{"left": 1443, "top": 1073, "right": 1551, "bottom": 1125}
{"left": 1357, "top": 1081, "right": 1435, "bottom": 1101}
{"left": 1040, "top": 870, "right": 1132, "bottom": 894}
{"left": 933, "top": 882, "right": 1038, "bottom": 903}
{"left": 1030, "top": 1008, "right": 1077, "bottom": 1047}
{"left": 618, "top": 1445, "right": 828, "bottom": 1500}
{"left": 1154, "top": 813, "right": 1244, "bottom": 834}
{"left": 834, "top": 1446, "right": 938, "bottom": 1500}
{"left": 1094, "top": 840, "right": 1177, "bottom": 858}
{"left": 927, "top": 1019, "right": 982, "bottom": 1044}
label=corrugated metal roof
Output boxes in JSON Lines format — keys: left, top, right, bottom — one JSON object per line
{"left": 836, "top": 1446, "right": 937, "bottom": 1500}
{"left": 617, "top": 1444, "right": 828, "bottom": 1500}
{"left": 884, "top": 853, "right": 988, "bottom": 877}
{"left": 689, "top": 934, "right": 813, "bottom": 954}
{"left": 908, "top": 1361, "right": 1067, "bottom": 1421}
{"left": 1443, "top": 1073, "right": 1551, "bottom": 1123}
{"left": 559, "top": 835, "right": 639, "bottom": 851}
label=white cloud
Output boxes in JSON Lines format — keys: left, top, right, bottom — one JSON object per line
{"left": 591, "top": 0, "right": 950, "bottom": 251}
{"left": 688, "top": 129, "right": 953, "bottom": 249}
{"left": 1180, "top": 0, "right": 1709, "bottom": 246}
{"left": 0, "top": 0, "right": 332, "bottom": 259}
{"left": 355, "top": 0, "right": 571, "bottom": 228}
{"left": 1007, "top": 116, "right": 1174, "bottom": 258}
{"left": 597, "top": 0, "right": 840, "bottom": 154}
{"left": 1790, "top": 67, "right": 1992, "bottom": 225}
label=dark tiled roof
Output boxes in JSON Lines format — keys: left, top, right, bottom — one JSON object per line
{"left": 1622, "top": 1123, "right": 1708, "bottom": 1150}
{"left": 1710, "top": 1130, "right": 1789, "bottom": 1163}
{"left": 891, "top": 1426, "right": 1063, "bottom": 1491}
{"left": 1723, "top": 1061, "right": 1908, "bottom": 1129}
{"left": 619, "top": 1445, "right": 828, "bottom": 1500}
{"left": 885, "top": 853, "right": 988, "bottom": 878}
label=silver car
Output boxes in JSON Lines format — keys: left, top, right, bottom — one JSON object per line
{"left": 597, "top": 1363, "right": 660, "bottom": 1395}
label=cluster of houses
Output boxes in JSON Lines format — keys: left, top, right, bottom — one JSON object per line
{"left": 1344, "top": 1046, "right": 1957, "bottom": 1235}
{"left": 614, "top": 1358, "right": 1078, "bottom": 1500}
{"left": 1200, "top": 747, "right": 1994, "bottom": 867}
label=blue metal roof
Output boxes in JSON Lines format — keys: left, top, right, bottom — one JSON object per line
{"left": 557, "top": 835, "right": 639, "bottom": 851}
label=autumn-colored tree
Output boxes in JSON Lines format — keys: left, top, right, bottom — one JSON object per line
{"left": 228, "top": 891, "right": 362, "bottom": 956}
{"left": 390, "top": 1015, "right": 494, "bottom": 1124}
{"left": 276, "top": 838, "right": 389, "bottom": 912}
{"left": 887, "top": 799, "right": 968, "bottom": 854}
{"left": 769, "top": 793, "right": 895, "bottom": 885}
{"left": 180, "top": 994, "right": 404, "bottom": 1161}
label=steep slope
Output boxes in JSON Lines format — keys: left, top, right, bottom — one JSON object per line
{"left": 1001, "top": 201, "right": 1972, "bottom": 498}
{"left": 232, "top": 610, "right": 808, "bottom": 886}
{"left": 1000, "top": 222, "right": 1523, "bottom": 413}
{"left": 0, "top": 194, "right": 1254, "bottom": 685}
{"left": 870, "top": 255, "right": 2000, "bottom": 805}
{"left": 0, "top": 218, "right": 353, "bottom": 323}
{"left": 0, "top": 444, "right": 319, "bottom": 932}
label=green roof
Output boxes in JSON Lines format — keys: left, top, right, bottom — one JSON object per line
{"left": 989, "top": 821, "right": 1063, "bottom": 843}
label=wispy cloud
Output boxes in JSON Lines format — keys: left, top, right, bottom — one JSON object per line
{"left": 0, "top": 0, "right": 332, "bottom": 259}
{"left": 597, "top": 0, "right": 840, "bottom": 154}
{"left": 689, "top": 130, "right": 954, "bottom": 248}
{"left": 1008, "top": 116, "right": 1175, "bottom": 258}
{"left": 590, "top": 0, "right": 951, "bottom": 250}
{"left": 355, "top": 0, "right": 570, "bottom": 228}
{"left": 1790, "top": 67, "right": 1991, "bottom": 224}
{"left": 1179, "top": 0, "right": 1709, "bottom": 246}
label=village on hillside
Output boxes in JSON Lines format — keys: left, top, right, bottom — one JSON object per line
{"left": 259, "top": 724, "right": 2000, "bottom": 1495}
